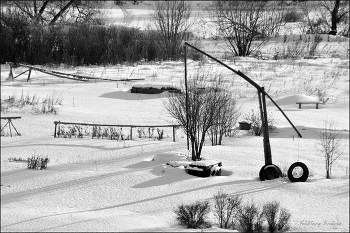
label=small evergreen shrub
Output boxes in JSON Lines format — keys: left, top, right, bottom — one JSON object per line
{"left": 174, "top": 201, "right": 211, "bottom": 229}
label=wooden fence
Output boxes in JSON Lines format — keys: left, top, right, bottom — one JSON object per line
{"left": 53, "top": 121, "right": 181, "bottom": 142}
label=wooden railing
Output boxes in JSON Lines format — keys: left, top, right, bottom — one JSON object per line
{"left": 53, "top": 121, "right": 181, "bottom": 142}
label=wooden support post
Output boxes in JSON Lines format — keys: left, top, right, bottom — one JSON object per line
{"left": 54, "top": 121, "right": 57, "bottom": 138}
{"left": 8, "top": 119, "right": 12, "bottom": 137}
{"left": 10, "top": 120, "right": 20, "bottom": 136}
{"left": 27, "top": 69, "right": 32, "bottom": 82}
{"left": 130, "top": 127, "right": 133, "bottom": 140}
{"left": 1, "top": 121, "right": 10, "bottom": 133}
{"left": 8, "top": 65, "right": 14, "bottom": 80}
{"left": 58, "top": 121, "right": 60, "bottom": 137}
{"left": 173, "top": 126, "right": 176, "bottom": 142}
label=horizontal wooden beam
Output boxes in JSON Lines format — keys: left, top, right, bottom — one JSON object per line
{"left": 54, "top": 121, "right": 180, "bottom": 128}
{"left": 17, "top": 63, "right": 145, "bottom": 82}
{"left": 1, "top": 116, "right": 22, "bottom": 120}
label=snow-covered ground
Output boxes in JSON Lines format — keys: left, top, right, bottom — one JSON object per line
{"left": 1, "top": 3, "right": 349, "bottom": 231}
{"left": 1, "top": 50, "right": 349, "bottom": 231}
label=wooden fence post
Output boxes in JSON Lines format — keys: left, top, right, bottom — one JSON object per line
{"left": 130, "top": 127, "right": 133, "bottom": 140}
{"left": 54, "top": 121, "right": 57, "bottom": 138}
{"left": 27, "top": 69, "right": 32, "bottom": 82}
{"left": 173, "top": 126, "right": 176, "bottom": 142}
{"left": 8, "top": 64, "right": 14, "bottom": 80}
{"left": 8, "top": 119, "right": 12, "bottom": 137}
{"left": 58, "top": 121, "right": 60, "bottom": 137}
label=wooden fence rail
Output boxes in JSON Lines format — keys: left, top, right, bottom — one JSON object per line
{"left": 53, "top": 121, "right": 181, "bottom": 142}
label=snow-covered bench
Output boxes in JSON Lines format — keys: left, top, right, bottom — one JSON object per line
{"left": 296, "top": 101, "right": 322, "bottom": 109}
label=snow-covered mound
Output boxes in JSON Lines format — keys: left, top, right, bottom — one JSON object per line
{"left": 132, "top": 81, "right": 178, "bottom": 89}
{"left": 267, "top": 94, "right": 319, "bottom": 107}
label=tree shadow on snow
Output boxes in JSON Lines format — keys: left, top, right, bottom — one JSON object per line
{"left": 124, "top": 153, "right": 193, "bottom": 188}
{"left": 269, "top": 126, "right": 349, "bottom": 140}
{"left": 1, "top": 178, "right": 287, "bottom": 229}
{"left": 99, "top": 91, "right": 167, "bottom": 100}
{"left": 125, "top": 153, "right": 236, "bottom": 188}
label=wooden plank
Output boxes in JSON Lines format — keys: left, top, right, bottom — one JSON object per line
{"left": 296, "top": 101, "right": 321, "bottom": 104}
{"left": 1, "top": 117, "right": 22, "bottom": 120}
{"left": 53, "top": 121, "right": 180, "bottom": 128}
{"left": 18, "top": 63, "right": 145, "bottom": 82}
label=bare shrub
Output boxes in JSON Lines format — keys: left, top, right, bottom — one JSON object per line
{"left": 283, "top": 10, "right": 302, "bottom": 23}
{"left": 238, "top": 202, "right": 262, "bottom": 233}
{"left": 316, "top": 120, "right": 343, "bottom": 179}
{"left": 211, "top": 1, "right": 286, "bottom": 57}
{"left": 165, "top": 71, "right": 235, "bottom": 160}
{"left": 152, "top": 1, "right": 193, "bottom": 60}
{"left": 213, "top": 191, "right": 242, "bottom": 229}
{"left": 262, "top": 201, "right": 291, "bottom": 233}
{"left": 156, "top": 128, "right": 164, "bottom": 140}
{"left": 307, "top": 34, "right": 323, "bottom": 57}
{"left": 174, "top": 201, "right": 211, "bottom": 229}
{"left": 244, "top": 109, "right": 277, "bottom": 136}
{"left": 209, "top": 83, "right": 241, "bottom": 146}
{"left": 27, "top": 155, "right": 50, "bottom": 170}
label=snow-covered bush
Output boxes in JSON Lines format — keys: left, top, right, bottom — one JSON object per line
{"left": 213, "top": 191, "right": 242, "bottom": 229}
{"left": 174, "top": 201, "right": 211, "bottom": 229}
{"left": 262, "top": 201, "right": 291, "bottom": 233}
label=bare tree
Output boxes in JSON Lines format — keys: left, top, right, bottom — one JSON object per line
{"left": 316, "top": 120, "right": 343, "bottom": 179}
{"left": 210, "top": 1, "right": 286, "bottom": 57}
{"left": 165, "top": 72, "right": 235, "bottom": 161}
{"left": 0, "top": 1, "right": 137, "bottom": 26}
{"left": 209, "top": 79, "right": 241, "bottom": 146}
{"left": 299, "top": 0, "right": 349, "bottom": 36}
{"left": 319, "top": 0, "right": 349, "bottom": 35}
{"left": 1, "top": 1, "right": 106, "bottom": 25}
{"left": 152, "top": 0, "right": 193, "bottom": 60}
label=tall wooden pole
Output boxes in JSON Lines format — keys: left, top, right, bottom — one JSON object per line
{"left": 184, "top": 45, "right": 189, "bottom": 151}
{"left": 262, "top": 87, "right": 272, "bottom": 165}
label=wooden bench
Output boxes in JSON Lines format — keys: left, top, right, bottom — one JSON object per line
{"left": 1, "top": 116, "right": 22, "bottom": 136}
{"left": 296, "top": 101, "right": 322, "bottom": 109}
